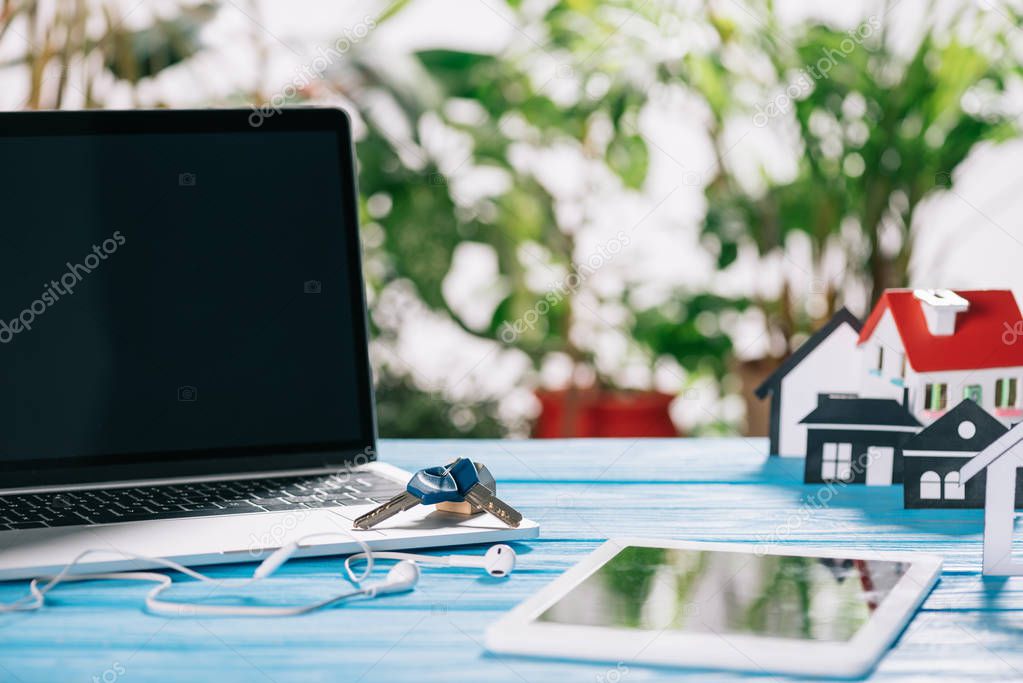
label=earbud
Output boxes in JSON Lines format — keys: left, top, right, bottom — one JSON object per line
{"left": 483, "top": 544, "right": 515, "bottom": 577}
{"left": 345, "top": 544, "right": 517, "bottom": 579}
{"left": 371, "top": 560, "right": 420, "bottom": 596}
{"left": 446, "top": 544, "right": 516, "bottom": 577}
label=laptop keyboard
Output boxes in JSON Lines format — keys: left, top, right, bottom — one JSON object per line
{"left": 0, "top": 471, "right": 405, "bottom": 530}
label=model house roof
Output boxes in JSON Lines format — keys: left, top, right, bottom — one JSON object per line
{"left": 858, "top": 289, "right": 1023, "bottom": 372}
{"left": 800, "top": 394, "right": 922, "bottom": 428}
{"left": 902, "top": 399, "right": 1007, "bottom": 453}
{"left": 961, "top": 421, "right": 1023, "bottom": 483}
{"left": 754, "top": 308, "right": 862, "bottom": 399}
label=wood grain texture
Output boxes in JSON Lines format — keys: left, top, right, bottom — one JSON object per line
{"left": 0, "top": 438, "right": 1016, "bottom": 682}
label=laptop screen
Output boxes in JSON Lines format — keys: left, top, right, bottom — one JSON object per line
{"left": 0, "top": 111, "right": 373, "bottom": 484}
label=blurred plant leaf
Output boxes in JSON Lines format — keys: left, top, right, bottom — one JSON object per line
{"left": 606, "top": 133, "right": 648, "bottom": 189}
{"left": 102, "top": 4, "right": 217, "bottom": 83}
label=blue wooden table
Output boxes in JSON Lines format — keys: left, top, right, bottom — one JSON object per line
{"left": 0, "top": 438, "right": 1015, "bottom": 682}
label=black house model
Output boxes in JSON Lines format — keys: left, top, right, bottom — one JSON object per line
{"left": 902, "top": 399, "right": 1009, "bottom": 509}
{"left": 801, "top": 394, "right": 921, "bottom": 485}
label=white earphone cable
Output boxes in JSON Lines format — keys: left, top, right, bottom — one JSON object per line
{"left": 345, "top": 551, "right": 438, "bottom": 578}
{"left": 0, "top": 534, "right": 512, "bottom": 617}
{"left": 0, "top": 529, "right": 379, "bottom": 617}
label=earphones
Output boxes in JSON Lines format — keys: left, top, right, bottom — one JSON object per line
{"left": 0, "top": 532, "right": 516, "bottom": 617}
{"left": 344, "top": 544, "right": 516, "bottom": 578}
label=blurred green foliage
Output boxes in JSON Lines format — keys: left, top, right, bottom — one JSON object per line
{"left": 11, "top": 0, "right": 1020, "bottom": 438}
{"left": 5, "top": 1, "right": 219, "bottom": 108}
{"left": 338, "top": 0, "right": 1021, "bottom": 437}
{"left": 373, "top": 373, "right": 505, "bottom": 438}
{"left": 692, "top": 2, "right": 1022, "bottom": 341}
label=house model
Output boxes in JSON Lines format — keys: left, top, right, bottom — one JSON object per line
{"left": 959, "top": 422, "right": 1023, "bottom": 575}
{"left": 857, "top": 289, "right": 1023, "bottom": 428}
{"left": 902, "top": 399, "right": 1007, "bottom": 509}
{"left": 801, "top": 393, "right": 920, "bottom": 485}
{"left": 755, "top": 308, "right": 864, "bottom": 457}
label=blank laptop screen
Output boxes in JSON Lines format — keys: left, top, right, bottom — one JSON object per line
{"left": 0, "top": 126, "right": 369, "bottom": 468}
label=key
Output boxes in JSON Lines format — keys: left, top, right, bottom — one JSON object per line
{"left": 436, "top": 462, "right": 495, "bottom": 515}
{"left": 352, "top": 490, "right": 421, "bottom": 529}
{"left": 354, "top": 458, "right": 524, "bottom": 529}
{"left": 354, "top": 459, "right": 473, "bottom": 530}
{"left": 446, "top": 459, "right": 522, "bottom": 529}
{"left": 462, "top": 483, "right": 522, "bottom": 528}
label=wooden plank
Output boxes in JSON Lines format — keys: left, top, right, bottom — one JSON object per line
{"left": 0, "top": 439, "right": 1014, "bottom": 682}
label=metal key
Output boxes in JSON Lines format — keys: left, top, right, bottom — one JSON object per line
{"left": 353, "top": 460, "right": 469, "bottom": 530}
{"left": 352, "top": 490, "right": 421, "bottom": 529}
{"left": 446, "top": 459, "right": 523, "bottom": 529}
{"left": 462, "top": 483, "right": 522, "bottom": 528}
{"left": 436, "top": 462, "right": 496, "bottom": 515}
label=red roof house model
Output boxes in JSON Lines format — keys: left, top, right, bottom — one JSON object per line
{"left": 858, "top": 290, "right": 1023, "bottom": 372}
{"left": 856, "top": 289, "right": 1023, "bottom": 429}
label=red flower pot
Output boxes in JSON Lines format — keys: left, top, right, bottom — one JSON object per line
{"left": 534, "top": 389, "right": 678, "bottom": 438}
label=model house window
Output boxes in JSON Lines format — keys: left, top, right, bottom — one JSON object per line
{"left": 876, "top": 347, "right": 884, "bottom": 372}
{"left": 899, "top": 354, "right": 907, "bottom": 378}
{"left": 920, "top": 471, "right": 941, "bottom": 499}
{"left": 944, "top": 472, "right": 965, "bottom": 500}
{"left": 963, "top": 385, "right": 982, "bottom": 404}
{"left": 924, "top": 383, "right": 948, "bottom": 411}
{"left": 822, "top": 442, "right": 853, "bottom": 481}
{"left": 995, "top": 378, "right": 1019, "bottom": 409}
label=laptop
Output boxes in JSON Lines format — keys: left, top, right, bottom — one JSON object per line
{"left": 0, "top": 108, "right": 538, "bottom": 581}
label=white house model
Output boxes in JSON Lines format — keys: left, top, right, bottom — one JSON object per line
{"left": 755, "top": 309, "right": 864, "bottom": 457}
{"left": 857, "top": 289, "right": 1023, "bottom": 428}
{"left": 960, "top": 422, "right": 1023, "bottom": 575}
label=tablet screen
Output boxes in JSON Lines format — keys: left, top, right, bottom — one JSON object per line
{"left": 538, "top": 546, "right": 910, "bottom": 642}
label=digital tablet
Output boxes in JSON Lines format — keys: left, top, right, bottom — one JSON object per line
{"left": 485, "top": 538, "right": 941, "bottom": 678}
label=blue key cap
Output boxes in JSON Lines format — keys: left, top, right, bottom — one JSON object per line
{"left": 407, "top": 458, "right": 479, "bottom": 504}
{"left": 353, "top": 458, "right": 521, "bottom": 529}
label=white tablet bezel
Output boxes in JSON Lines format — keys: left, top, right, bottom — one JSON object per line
{"left": 485, "top": 538, "right": 941, "bottom": 679}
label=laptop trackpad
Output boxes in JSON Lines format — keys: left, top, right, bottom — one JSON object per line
{"left": 0, "top": 509, "right": 380, "bottom": 579}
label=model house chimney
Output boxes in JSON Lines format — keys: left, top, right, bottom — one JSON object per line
{"left": 913, "top": 289, "right": 969, "bottom": 336}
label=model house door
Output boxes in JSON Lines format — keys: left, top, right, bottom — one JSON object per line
{"left": 865, "top": 446, "right": 895, "bottom": 486}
